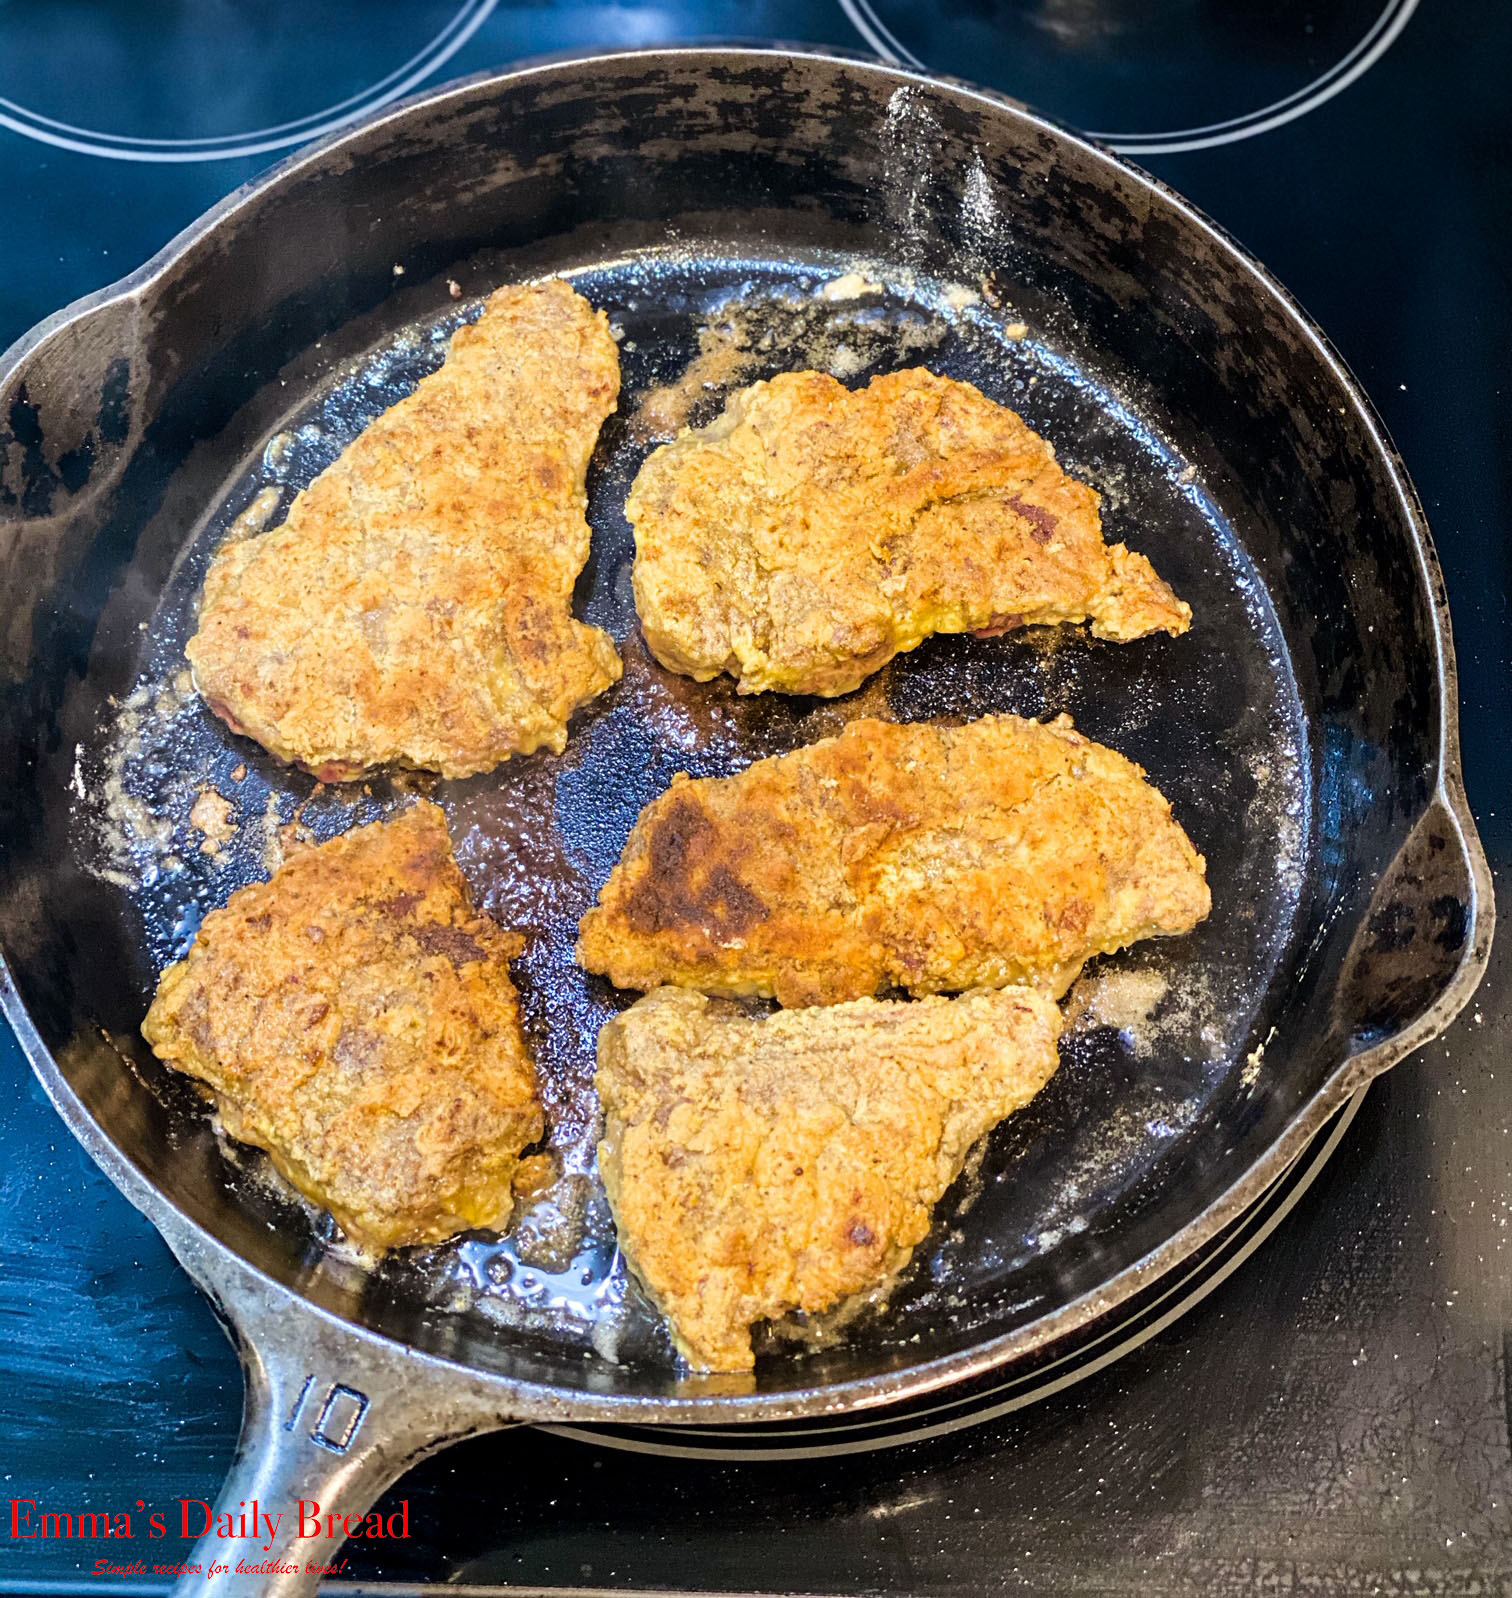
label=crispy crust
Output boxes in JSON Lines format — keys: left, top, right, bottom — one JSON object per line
{"left": 628, "top": 367, "right": 1190, "bottom": 697}
{"left": 141, "top": 802, "right": 543, "bottom": 1250}
{"left": 578, "top": 713, "right": 1211, "bottom": 1007}
{"left": 188, "top": 280, "right": 623, "bottom": 779}
{"left": 597, "top": 985, "right": 1062, "bottom": 1371}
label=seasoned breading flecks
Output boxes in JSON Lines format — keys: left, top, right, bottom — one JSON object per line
{"left": 628, "top": 367, "right": 1190, "bottom": 697}
{"left": 141, "top": 803, "right": 543, "bottom": 1251}
{"left": 597, "top": 984, "right": 1062, "bottom": 1371}
{"left": 188, "top": 280, "right": 622, "bottom": 779}
{"left": 578, "top": 714, "right": 1211, "bottom": 1008}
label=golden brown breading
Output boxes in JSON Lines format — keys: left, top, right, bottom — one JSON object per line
{"left": 578, "top": 714, "right": 1210, "bottom": 1008}
{"left": 141, "top": 802, "right": 542, "bottom": 1251}
{"left": 628, "top": 367, "right": 1189, "bottom": 696}
{"left": 597, "top": 984, "right": 1062, "bottom": 1371}
{"left": 188, "top": 280, "right": 622, "bottom": 779}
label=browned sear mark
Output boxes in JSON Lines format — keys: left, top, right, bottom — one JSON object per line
{"left": 578, "top": 713, "right": 1211, "bottom": 1008}
{"left": 623, "top": 793, "right": 770, "bottom": 939}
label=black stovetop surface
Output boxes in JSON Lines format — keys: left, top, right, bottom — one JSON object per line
{"left": 2, "top": 3, "right": 1509, "bottom": 1593}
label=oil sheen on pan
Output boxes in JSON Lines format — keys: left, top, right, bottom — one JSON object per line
{"left": 77, "top": 252, "right": 1308, "bottom": 1370}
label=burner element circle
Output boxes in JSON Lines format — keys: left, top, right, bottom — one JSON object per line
{"left": 840, "top": 0, "right": 1417, "bottom": 155}
{"left": 0, "top": 1, "right": 497, "bottom": 164}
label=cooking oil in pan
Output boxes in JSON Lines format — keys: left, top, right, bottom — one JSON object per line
{"left": 73, "top": 246, "right": 1309, "bottom": 1370}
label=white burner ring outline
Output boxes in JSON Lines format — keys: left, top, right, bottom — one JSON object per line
{"left": 838, "top": 0, "right": 1418, "bottom": 155}
{"left": 0, "top": 0, "right": 497, "bottom": 163}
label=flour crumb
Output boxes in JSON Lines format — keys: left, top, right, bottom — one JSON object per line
{"left": 828, "top": 344, "right": 868, "bottom": 379}
{"left": 189, "top": 788, "right": 238, "bottom": 856}
{"left": 1064, "top": 968, "right": 1170, "bottom": 1054}
{"left": 263, "top": 431, "right": 295, "bottom": 474}
{"left": 227, "top": 484, "right": 282, "bottom": 543}
{"left": 277, "top": 818, "right": 318, "bottom": 856}
{"left": 1242, "top": 1025, "right": 1278, "bottom": 1086}
{"left": 631, "top": 315, "right": 756, "bottom": 441}
{"left": 820, "top": 271, "right": 883, "bottom": 302}
{"left": 260, "top": 791, "right": 286, "bottom": 873}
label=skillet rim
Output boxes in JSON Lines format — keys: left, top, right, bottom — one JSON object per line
{"left": 0, "top": 44, "right": 1495, "bottom": 1424}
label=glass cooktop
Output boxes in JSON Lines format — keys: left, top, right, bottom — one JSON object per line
{"left": 2, "top": 2, "right": 1508, "bottom": 1593}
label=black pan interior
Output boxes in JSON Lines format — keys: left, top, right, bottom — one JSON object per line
{"left": 0, "top": 53, "right": 1457, "bottom": 1404}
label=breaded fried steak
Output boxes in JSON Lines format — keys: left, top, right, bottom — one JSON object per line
{"left": 578, "top": 714, "right": 1211, "bottom": 1007}
{"left": 628, "top": 368, "right": 1190, "bottom": 697}
{"left": 597, "top": 984, "right": 1062, "bottom": 1371}
{"left": 188, "top": 280, "right": 622, "bottom": 779}
{"left": 141, "top": 802, "right": 543, "bottom": 1251}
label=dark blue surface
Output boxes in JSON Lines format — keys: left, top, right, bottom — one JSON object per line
{"left": 2, "top": 2, "right": 1509, "bottom": 1592}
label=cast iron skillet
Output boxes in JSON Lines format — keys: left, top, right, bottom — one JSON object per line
{"left": 0, "top": 47, "right": 1493, "bottom": 1597}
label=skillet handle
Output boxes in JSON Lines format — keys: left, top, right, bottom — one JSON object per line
{"left": 160, "top": 1229, "right": 516, "bottom": 1598}
{"left": 1340, "top": 780, "right": 1494, "bottom": 1078}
